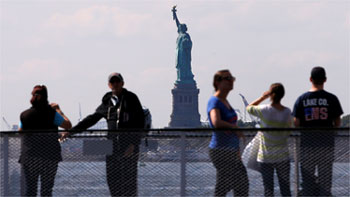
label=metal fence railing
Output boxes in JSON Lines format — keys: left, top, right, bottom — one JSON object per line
{"left": 1, "top": 128, "right": 349, "bottom": 197}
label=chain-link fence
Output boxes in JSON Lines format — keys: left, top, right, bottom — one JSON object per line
{"left": 1, "top": 128, "right": 349, "bottom": 196}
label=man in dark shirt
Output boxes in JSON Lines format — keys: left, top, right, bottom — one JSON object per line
{"left": 292, "top": 67, "right": 343, "bottom": 196}
{"left": 69, "top": 73, "right": 144, "bottom": 197}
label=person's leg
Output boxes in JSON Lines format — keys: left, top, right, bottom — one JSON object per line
{"left": 260, "top": 162, "right": 274, "bottom": 197}
{"left": 232, "top": 158, "right": 249, "bottom": 197}
{"left": 22, "top": 159, "right": 40, "bottom": 196}
{"left": 275, "top": 161, "right": 291, "bottom": 197}
{"left": 209, "top": 149, "right": 232, "bottom": 197}
{"left": 121, "top": 148, "right": 139, "bottom": 197}
{"left": 40, "top": 160, "right": 59, "bottom": 197}
{"left": 300, "top": 146, "right": 317, "bottom": 196}
{"left": 106, "top": 155, "right": 123, "bottom": 197}
{"left": 318, "top": 147, "right": 334, "bottom": 196}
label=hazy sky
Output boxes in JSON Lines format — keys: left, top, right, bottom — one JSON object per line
{"left": 1, "top": 0, "right": 349, "bottom": 130}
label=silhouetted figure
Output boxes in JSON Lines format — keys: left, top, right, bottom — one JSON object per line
{"left": 69, "top": 73, "right": 144, "bottom": 197}
{"left": 19, "top": 85, "right": 71, "bottom": 196}
{"left": 292, "top": 67, "right": 343, "bottom": 196}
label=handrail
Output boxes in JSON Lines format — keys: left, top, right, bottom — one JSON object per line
{"left": 0, "top": 127, "right": 349, "bottom": 134}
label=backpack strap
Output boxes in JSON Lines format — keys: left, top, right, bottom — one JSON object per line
{"left": 116, "top": 96, "right": 123, "bottom": 128}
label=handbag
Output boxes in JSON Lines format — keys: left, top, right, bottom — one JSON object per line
{"left": 242, "top": 132, "right": 261, "bottom": 172}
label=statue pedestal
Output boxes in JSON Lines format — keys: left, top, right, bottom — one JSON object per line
{"left": 168, "top": 83, "right": 201, "bottom": 128}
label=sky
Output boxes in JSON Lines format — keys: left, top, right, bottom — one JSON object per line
{"left": 1, "top": 0, "right": 349, "bottom": 130}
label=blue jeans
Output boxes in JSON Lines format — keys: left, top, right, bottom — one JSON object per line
{"left": 260, "top": 160, "right": 291, "bottom": 197}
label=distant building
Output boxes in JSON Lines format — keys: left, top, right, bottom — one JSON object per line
{"left": 11, "top": 125, "right": 18, "bottom": 131}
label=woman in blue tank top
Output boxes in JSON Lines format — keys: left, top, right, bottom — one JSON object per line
{"left": 207, "top": 69, "right": 249, "bottom": 196}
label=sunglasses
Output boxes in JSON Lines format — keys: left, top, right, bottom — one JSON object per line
{"left": 109, "top": 78, "right": 122, "bottom": 84}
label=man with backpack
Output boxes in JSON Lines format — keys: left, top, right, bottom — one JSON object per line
{"left": 70, "top": 72, "right": 145, "bottom": 196}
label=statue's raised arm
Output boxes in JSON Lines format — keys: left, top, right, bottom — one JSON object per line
{"left": 172, "top": 5, "right": 180, "bottom": 28}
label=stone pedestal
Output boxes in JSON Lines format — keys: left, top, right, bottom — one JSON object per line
{"left": 168, "top": 83, "right": 201, "bottom": 128}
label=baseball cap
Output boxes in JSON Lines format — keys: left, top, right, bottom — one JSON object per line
{"left": 311, "top": 66, "right": 326, "bottom": 80}
{"left": 108, "top": 72, "right": 124, "bottom": 83}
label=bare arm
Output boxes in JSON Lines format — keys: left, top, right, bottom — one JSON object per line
{"left": 334, "top": 116, "right": 341, "bottom": 127}
{"left": 248, "top": 91, "right": 270, "bottom": 106}
{"left": 293, "top": 117, "right": 300, "bottom": 127}
{"left": 51, "top": 103, "right": 72, "bottom": 130}
{"left": 209, "top": 108, "right": 245, "bottom": 140}
{"left": 59, "top": 117, "right": 72, "bottom": 130}
{"left": 210, "top": 108, "right": 237, "bottom": 129}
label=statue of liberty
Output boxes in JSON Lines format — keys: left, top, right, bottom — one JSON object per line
{"left": 172, "top": 6, "right": 195, "bottom": 84}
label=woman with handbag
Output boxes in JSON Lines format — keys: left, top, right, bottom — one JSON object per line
{"left": 247, "top": 83, "right": 292, "bottom": 197}
{"left": 207, "top": 69, "right": 249, "bottom": 197}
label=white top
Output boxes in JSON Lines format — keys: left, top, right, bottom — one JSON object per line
{"left": 247, "top": 104, "right": 292, "bottom": 163}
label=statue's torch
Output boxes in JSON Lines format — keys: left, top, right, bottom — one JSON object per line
{"left": 172, "top": 5, "right": 177, "bottom": 20}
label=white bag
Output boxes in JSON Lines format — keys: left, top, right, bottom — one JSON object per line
{"left": 242, "top": 132, "right": 261, "bottom": 172}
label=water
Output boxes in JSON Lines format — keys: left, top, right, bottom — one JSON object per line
{"left": 52, "top": 162, "right": 349, "bottom": 196}
{"left": 2, "top": 160, "right": 349, "bottom": 196}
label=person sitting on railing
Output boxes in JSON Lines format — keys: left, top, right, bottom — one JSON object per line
{"left": 292, "top": 66, "right": 343, "bottom": 196}
{"left": 247, "top": 83, "right": 292, "bottom": 197}
{"left": 19, "top": 85, "right": 72, "bottom": 197}
{"left": 207, "top": 69, "right": 249, "bottom": 197}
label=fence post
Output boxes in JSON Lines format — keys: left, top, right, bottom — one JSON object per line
{"left": 180, "top": 132, "right": 187, "bottom": 196}
{"left": 19, "top": 137, "right": 26, "bottom": 196}
{"left": 293, "top": 136, "right": 300, "bottom": 197}
{"left": 2, "top": 134, "right": 10, "bottom": 196}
